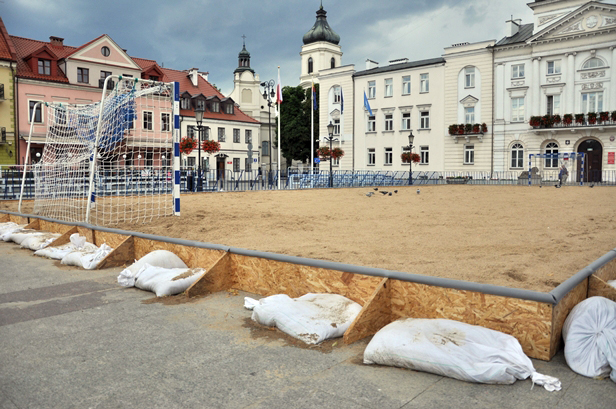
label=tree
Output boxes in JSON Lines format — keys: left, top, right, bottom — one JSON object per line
{"left": 277, "top": 84, "right": 319, "bottom": 166}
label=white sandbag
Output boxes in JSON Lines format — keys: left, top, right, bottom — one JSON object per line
{"left": 20, "top": 232, "right": 61, "bottom": 251}
{"left": 245, "top": 293, "right": 362, "bottom": 345}
{"left": 34, "top": 234, "right": 98, "bottom": 260}
{"left": 3, "top": 229, "right": 42, "bottom": 244}
{"left": 0, "top": 222, "right": 24, "bottom": 237}
{"left": 364, "top": 318, "right": 561, "bottom": 391}
{"left": 608, "top": 280, "right": 616, "bottom": 290}
{"left": 562, "top": 296, "right": 616, "bottom": 382}
{"left": 117, "top": 250, "right": 187, "bottom": 287}
{"left": 61, "top": 243, "right": 113, "bottom": 270}
{"left": 132, "top": 263, "right": 204, "bottom": 297}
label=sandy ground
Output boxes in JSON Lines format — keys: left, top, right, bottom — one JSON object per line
{"left": 5, "top": 185, "right": 616, "bottom": 292}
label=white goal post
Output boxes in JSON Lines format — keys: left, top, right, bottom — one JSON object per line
{"left": 528, "top": 152, "right": 585, "bottom": 186}
{"left": 19, "top": 76, "right": 181, "bottom": 225}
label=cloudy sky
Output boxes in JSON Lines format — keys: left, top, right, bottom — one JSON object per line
{"left": 2, "top": 0, "right": 534, "bottom": 95}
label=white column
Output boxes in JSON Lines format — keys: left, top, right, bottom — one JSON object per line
{"left": 532, "top": 57, "right": 541, "bottom": 116}
{"left": 611, "top": 47, "right": 616, "bottom": 111}
{"left": 495, "top": 63, "right": 505, "bottom": 120}
{"left": 566, "top": 52, "right": 576, "bottom": 113}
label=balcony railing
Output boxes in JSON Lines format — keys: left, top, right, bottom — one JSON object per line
{"left": 529, "top": 112, "right": 616, "bottom": 130}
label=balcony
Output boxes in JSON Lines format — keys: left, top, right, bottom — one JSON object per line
{"left": 529, "top": 112, "right": 616, "bottom": 134}
{"left": 448, "top": 123, "right": 488, "bottom": 143}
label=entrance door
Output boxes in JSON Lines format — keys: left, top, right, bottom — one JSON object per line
{"left": 216, "top": 157, "right": 225, "bottom": 181}
{"left": 577, "top": 139, "right": 603, "bottom": 182}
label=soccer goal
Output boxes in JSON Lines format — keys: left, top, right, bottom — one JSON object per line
{"left": 528, "top": 152, "right": 585, "bottom": 186}
{"left": 20, "top": 76, "right": 181, "bottom": 225}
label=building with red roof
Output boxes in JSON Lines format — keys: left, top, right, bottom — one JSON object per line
{"left": 0, "top": 17, "right": 17, "bottom": 165}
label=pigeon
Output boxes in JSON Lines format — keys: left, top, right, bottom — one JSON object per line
{"left": 374, "top": 187, "right": 378, "bottom": 191}
{"left": 589, "top": 184, "right": 594, "bottom": 188}
{"left": 555, "top": 185, "right": 561, "bottom": 188}
{"left": 365, "top": 192, "right": 374, "bottom": 197}
{"left": 416, "top": 189, "right": 420, "bottom": 194}
{"left": 380, "top": 191, "right": 388, "bottom": 195}
{"left": 394, "top": 190, "right": 398, "bottom": 194}
{"left": 388, "top": 192, "right": 392, "bottom": 196}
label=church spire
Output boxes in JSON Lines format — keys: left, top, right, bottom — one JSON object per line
{"left": 302, "top": 2, "right": 340, "bottom": 45}
{"left": 234, "top": 35, "right": 254, "bottom": 74}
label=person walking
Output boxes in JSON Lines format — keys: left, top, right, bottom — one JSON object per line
{"left": 558, "top": 165, "right": 569, "bottom": 187}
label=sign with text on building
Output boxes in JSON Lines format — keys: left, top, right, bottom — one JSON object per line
{"left": 609, "top": 152, "right": 615, "bottom": 165}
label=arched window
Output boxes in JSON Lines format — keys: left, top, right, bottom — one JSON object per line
{"left": 331, "top": 57, "right": 335, "bottom": 69}
{"left": 308, "top": 57, "right": 313, "bottom": 74}
{"left": 545, "top": 142, "right": 559, "bottom": 168}
{"left": 582, "top": 58, "right": 605, "bottom": 70}
{"left": 511, "top": 143, "right": 524, "bottom": 169}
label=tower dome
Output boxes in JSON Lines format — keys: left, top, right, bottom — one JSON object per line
{"left": 302, "top": 4, "right": 340, "bottom": 45}
{"left": 234, "top": 37, "right": 254, "bottom": 74}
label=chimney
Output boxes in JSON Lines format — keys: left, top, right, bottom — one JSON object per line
{"left": 49, "top": 36, "right": 64, "bottom": 48}
{"left": 505, "top": 19, "right": 522, "bottom": 37}
{"left": 198, "top": 71, "right": 209, "bottom": 82}
{"left": 389, "top": 58, "right": 409, "bottom": 66}
{"left": 188, "top": 68, "right": 199, "bottom": 87}
{"left": 366, "top": 59, "right": 379, "bottom": 70}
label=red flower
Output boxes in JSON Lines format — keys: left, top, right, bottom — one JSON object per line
{"left": 401, "top": 152, "right": 420, "bottom": 163}
{"left": 180, "top": 137, "right": 197, "bottom": 155}
{"left": 201, "top": 140, "right": 221, "bottom": 155}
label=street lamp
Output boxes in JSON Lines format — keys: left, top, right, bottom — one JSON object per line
{"left": 195, "top": 105, "right": 204, "bottom": 192}
{"left": 407, "top": 131, "right": 415, "bottom": 186}
{"left": 324, "top": 121, "right": 338, "bottom": 188}
{"left": 260, "top": 79, "right": 275, "bottom": 184}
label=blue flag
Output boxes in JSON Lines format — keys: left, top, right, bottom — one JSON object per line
{"left": 341, "top": 88, "right": 344, "bottom": 114}
{"left": 312, "top": 82, "right": 317, "bottom": 111}
{"left": 364, "top": 91, "right": 373, "bottom": 116}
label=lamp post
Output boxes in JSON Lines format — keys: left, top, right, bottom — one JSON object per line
{"left": 195, "top": 105, "right": 204, "bottom": 192}
{"left": 407, "top": 131, "right": 415, "bottom": 186}
{"left": 324, "top": 121, "right": 338, "bottom": 188}
{"left": 260, "top": 80, "right": 275, "bottom": 184}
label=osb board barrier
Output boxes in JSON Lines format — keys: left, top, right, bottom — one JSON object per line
{"left": 9, "top": 214, "right": 28, "bottom": 224}
{"left": 94, "top": 230, "right": 130, "bottom": 249}
{"left": 133, "top": 237, "right": 225, "bottom": 269}
{"left": 0, "top": 214, "right": 8, "bottom": 222}
{"left": 550, "top": 279, "right": 588, "bottom": 356}
{"left": 97, "top": 235, "right": 135, "bottom": 270}
{"left": 186, "top": 253, "right": 234, "bottom": 298}
{"left": 230, "top": 253, "right": 382, "bottom": 305}
{"left": 48, "top": 226, "right": 79, "bottom": 247}
{"left": 344, "top": 278, "right": 393, "bottom": 345}
{"left": 39, "top": 220, "right": 74, "bottom": 235}
{"left": 388, "top": 280, "right": 554, "bottom": 360}
{"left": 589, "top": 258, "right": 616, "bottom": 302}
{"left": 24, "top": 219, "right": 40, "bottom": 230}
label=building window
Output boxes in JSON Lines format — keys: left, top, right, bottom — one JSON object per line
{"left": 420, "top": 74, "right": 429, "bottom": 93}
{"left": 384, "top": 148, "right": 393, "bottom": 165}
{"left": 149, "top": 75, "right": 159, "bottom": 81}
{"left": 402, "top": 76, "right": 411, "bottom": 95}
{"left": 262, "top": 141, "right": 270, "bottom": 156}
{"left": 582, "top": 92, "right": 603, "bottom": 113}
{"left": 511, "top": 143, "right": 524, "bottom": 168}
{"left": 368, "top": 81, "right": 376, "bottom": 99}
{"left": 233, "top": 158, "right": 240, "bottom": 172}
{"left": 547, "top": 60, "right": 561, "bottom": 75}
{"left": 101, "top": 70, "right": 112, "bottom": 80}
{"left": 210, "top": 101, "right": 219, "bottom": 113}
{"left": 420, "top": 146, "right": 429, "bottom": 164}
{"left": 511, "top": 97, "right": 525, "bottom": 122}
{"left": 464, "top": 144, "right": 474, "bottom": 165}
{"left": 333, "top": 157, "right": 340, "bottom": 167}
{"left": 308, "top": 57, "right": 313, "bottom": 74}
{"left": 512, "top": 64, "right": 524, "bottom": 79}
{"left": 384, "top": 114, "right": 393, "bottom": 131}
{"left": 218, "top": 127, "right": 225, "bottom": 142}
{"left": 29, "top": 101, "right": 43, "bottom": 123}
{"left": 465, "top": 67, "right": 475, "bottom": 88}
{"left": 161, "top": 113, "right": 170, "bottom": 132}
{"left": 367, "top": 115, "right": 376, "bottom": 132}
{"left": 186, "top": 125, "right": 195, "bottom": 139}
{"left": 233, "top": 128, "right": 240, "bottom": 143}
{"left": 225, "top": 104, "right": 234, "bottom": 114}
{"left": 187, "top": 157, "right": 195, "bottom": 167}
{"left": 368, "top": 148, "right": 375, "bottom": 165}
{"left": 331, "top": 57, "right": 335, "bottom": 69}
{"left": 101, "top": 46, "right": 110, "bottom": 57}
{"left": 245, "top": 129, "right": 252, "bottom": 144}
{"left": 547, "top": 95, "right": 560, "bottom": 116}
{"left": 146, "top": 152, "right": 153, "bottom": 167}
{"left": 333, "top": 119, "right": 340, "bottom": 135}
{"left": 401, "top": 112, "right": 411, "bottom": 130}
{"left": 143, "top": 111, "right": 153, "bottom": 131}
{"left": 545, "top": 142, "right": 559, "bottom": 168}
{"left": 181, "top": 98, "right": 191, "bottom": 110}
{"left": 464, "top": 107, "right": 475, "bottom": 124}
{"left": 582, "top": 58, "right": 605, "bottom": 70}
{"left": 38, "top": 59, "right": 51, "bottom": 75}
{"left": 77, "top": 68, "right": 89, "bottom": 83}
{"left": 245, "top": 158, "right": 252, "bottom": 172}
{"left": 384, "top": 78, "right": 393, "bottom": 97}
{"left": 420, "top": 111, "right": 430, "bottom": 129}
{"left": 333, "top": 86, "right": 341, "bottom": 103}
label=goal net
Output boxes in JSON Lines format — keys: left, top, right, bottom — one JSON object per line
{"left": 26, "top": 76, "right": 180, "bottom": 225}
{"left": 528, "top": 152, "right": 585, "bottom": 186}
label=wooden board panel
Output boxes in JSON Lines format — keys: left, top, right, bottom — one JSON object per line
{"left": 23, "top": 219, "right": 40, "bottom": 230}
{"left": 186, "top": 253, "right": 234, "bottom": 298}
{"left": 39, "top": 220, "right": 73, "bottom": 235}
{"left": 133, "top": 237, "right": 226, "bottom": 269}
{"left": 9, "top": 214, "right": 28, "bottom": 224}
{"left": 46, "top": 226, "right": 78, "bottom": 247}
{"left": 0, "top": 214, "right": 8, "bottom": 222}
{"left": 230, "top": 254, "right": 382, "bottom": 305}
{"left": 76, "top": 227, "right": 94, "bottom": 244}
{"left": 550, "top": 279, "right": 588, "bottom": 357}
{"left": 344, "top": 278, "right": 393, "bottom": 345}
{"left": 94, "top": 230, "right": 131, "bottom": 249}
{"left": 589, "top": 275, "right": 616, "bottom": 302}
{"left": 389, "top": 280, "right": 553, "bottom": 360}
{"left": 97, "top": 236, "right": 135, "bottom": 270}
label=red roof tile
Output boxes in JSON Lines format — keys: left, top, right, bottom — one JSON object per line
{"left": 11, "top": 35, "right": 73, "bottom": 83}
{"left": 0, "top": 17, "right": 16, "bottom": 61}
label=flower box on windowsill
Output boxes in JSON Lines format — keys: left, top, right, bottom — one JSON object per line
{"left": 445, "top": 177, "right": 470, "bottom": 185}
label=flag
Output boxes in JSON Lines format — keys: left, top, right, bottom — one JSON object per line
{"left": 341, "top": 88, "right": 344, "bottom": 114}
{"left": 312, "top": 81, "right": 317, "bottom": 111}
{"left": 364, "top": 91, "right": 373, "bottom": 116}
{"left": 277, "top": 70, "right": 283, "bottom": 104}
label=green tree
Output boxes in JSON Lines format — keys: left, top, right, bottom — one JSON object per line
{"left": 277, "top": 84, "right": 319, "bottom": 166}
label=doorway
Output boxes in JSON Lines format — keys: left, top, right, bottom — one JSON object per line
{"left": 216, "top": 155, "right": 227, "bottom": 181}
{"left": 577, "top": 139, "right": 603, "bottom": 182}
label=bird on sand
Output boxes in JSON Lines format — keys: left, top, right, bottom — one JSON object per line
{"left": 416, "top": 189, "right": 420, "bottom": 194}
{"left": 388, "top": 192, "right": 392, "bottom": 196}
{"left": 374, "top": 187, "right": 378, "bottom": 191}
{"left": 394, "top": 190, "right": 398, "bottom": 194}
{"left": 365, "top": 192, "right": 374, "bottom": 197}
{"left": 589, "top": 184, "right": 594, "bottom": 188}
{"left": 380, "top": 191, "right": 388, "bottom": 195}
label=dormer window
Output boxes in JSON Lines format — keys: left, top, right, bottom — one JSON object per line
{"left": 195, "top": 99, "right": 205, "bottom": 111}
{"left": 225, "top": 104, "right": 234, "bottom": 114}
{"left": 210, "top": 101, "right": 219, "bottom": 113}
{"left": 181, "top": 97, "right": 191, "bottom": 110}
{"left": 149, "top": 75, "right": 159, "bottom": 81}
{"left": 38, "top": 59, "right": 51, "bottom": 75}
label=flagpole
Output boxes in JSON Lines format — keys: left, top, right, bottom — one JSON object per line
{"left": 277, "top": 66, "right": 282, "bottom": 190}
{"left": 311, "top": 76, "right": 314, "bottom": 174}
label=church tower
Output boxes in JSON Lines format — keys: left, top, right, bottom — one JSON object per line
{"left": 299, "top": 2, "right": 342, "bottom": 88}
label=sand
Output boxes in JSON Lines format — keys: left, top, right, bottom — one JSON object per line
{"left": 5, "top": 185, "right": 616, "bottom": 292}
